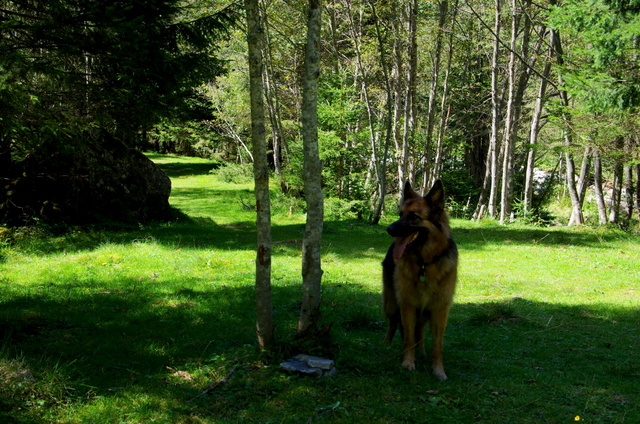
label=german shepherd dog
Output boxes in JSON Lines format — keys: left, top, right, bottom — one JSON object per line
{"left": 382, "top": 180, "right": 458, "bottom": 380}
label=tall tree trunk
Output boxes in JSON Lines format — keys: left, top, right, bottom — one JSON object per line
{"left": 608, "top": 136, "right": 624, "bottom": 224}
{"left": 487, "top": 0, "right": 502, "bottom": 218}
{"left": 260, "top": 4, "right": 285, "bottom": 178}
{"left": 245, "top": 0, "right": 273, "bottom": 350}
{"left": 624, "top": 137, "right": 635, "bottom": 222}
{"left": 297, "top": 0, "right": 324, "bottom": 336}
{"left": 593, "top": 149, "right": 608, "bottom": 225}
{"left": 554, "top": 31, "right": 584, "bottom": 225}
{"left": 635, "top": 157, "right": 640, "bottom": 226}
{"left": 421, "top": 0, "right": 448, "bottom": 190}
{"left": 399, "top": 0, "right": 418, "bottom": 192}
{"left": 369, "top": 0, "right": 393, "bottom": 225}
{"left": 343, "top": 0, "right": 380, "bottom": 209}
{"left": 565, "top": 150, "right": 583, "bottom": 226}
{"left": 472, "top": 162, "right": 491, "bottom": 221}
{"left": 576, "top": 146, "right": 592, "bottom": 204}
{"left": 524, "top": 28, "right": 554, "bottom": 216}
{"left": 499, "top": 0, "right": 519, "bottom": 224}
{"left": 609, "top": 158, "right": 623, "bottom": 224}
{"left": 432, "top": 0, "right": 458, "bottom": 183}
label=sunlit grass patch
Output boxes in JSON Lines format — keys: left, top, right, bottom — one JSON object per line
{"left": 1, "top": 154, "right": 639, "bottom": 423}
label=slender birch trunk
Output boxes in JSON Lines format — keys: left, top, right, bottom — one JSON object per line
{"left": 245, "top": 0, "right": 273, "bottom": 350}
{"left": 297, "top": 0, "right": 324, "bottom": 336}
{"left": 554, "top": 31, "right": 584, "bottom": 225}
{"left": 576, "top": 146, "right": 592, "bottom": 204}
{"left": 369, "top": 0, "right": 393, "bottom": 225}
{"left": 343, "top": 0, "right": 380, "bottom": 207}
{"left": 499, "top": 0, "right": 519, "bottom": 224}
{"left": 624, "top": 137, "right": 635, "bottom": 222}
{"left": 432, "top": 0, "right": 458, "bottom": 183}
{"left": 567, "top": 144, "right": 592, "bottom": 224}
{"left": 524, "top": 28, "right": 554, "bottom": 216}
{"left": 260, "top": 5, "right": 285, "bottom": 177}
{"left": 593, "top": 149, "right": 608, "bottom": 224}
{"left": 487, "top": 0, "right": 502, "bottom": 218}
{"left": 609, "top": 157, "right": 623, "bottom": 224}
{"left": 421, "top": 0, "right": 448, "bottom": 189}
{"left": 635, "top": 158, "right": 640, "bottom": 226}
{"left": 399, "top": 0, "right": 418, "bottom": 192}
{"left": 564, "top": 147, "right": 583, "bottom": 225}
{"left": 473, "top": 0, "right": 504, "bottom": 221}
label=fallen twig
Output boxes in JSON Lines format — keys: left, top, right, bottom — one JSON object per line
{"left": 189, "top": 367, "right": 237, "bottom": 402}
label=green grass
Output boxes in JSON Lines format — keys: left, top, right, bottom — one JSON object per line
{"left": 1, "top": 153, "right": 639, "bottom": 423}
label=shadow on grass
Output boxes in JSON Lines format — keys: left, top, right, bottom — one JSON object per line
{"left": 8, "top": 216, "right": 633, "bottom": 263}
{"left": 1, "top": 281, "right": 639, "bottom": 423}
{"left": 452, "top": 224, "right": 628, "bottom": 250}
{"left": 148, "top": 216, "right": 636, "bottom": 256}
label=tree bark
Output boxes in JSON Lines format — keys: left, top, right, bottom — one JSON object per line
{"left": 593, "top": 149, "right": 608, "bottom": 225}
{"left": 343, "top": 0, "right": 380, "bottom": 215}
{"left": 565, "top": 150, "right": 583, "bottom": 226}
{"left": 259, "top": 4, "right": 285, "bottom": 178}
{"left": 609, "top": 158, "right": 623, "bottom": 224}
{"left": 245, "top": 0, "right": 273, "bottom": 350}
{"left": 554, "top": 31, "right": 584, "bottom": 225}
{"left": 635, "top": 158, "right": 640, "bottom": 226}
{"left": 488, "top": 0, "right": 502, "bottom": 218}
{"left": 524, "top": 28, "right": 554, "bottom": 216}
{"left": 297, "top": 0, "right": 324, "bottom": 336}
{"left": 421, "top": 0, "right": 448, "bottom": 189}
{"left": 624, "top": 137, "right": 635, "bottom": 222}
{"left": 576, "top": 145, "right": 592, "bottom": 204}
{"left": 399, "top": 0, "right": 418, "bottom": 192}
{"left": 499, "top": 0, "right": 519, "bottom": 224}
{"left": 369, "top": 0, "right": 393, "bottom": 225}
{"left": 432, "top": 0, "right": 458, "bottom": 183}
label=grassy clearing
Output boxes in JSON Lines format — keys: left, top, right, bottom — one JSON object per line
{"left": 1, "top": 154, "right": 639, "bottom": 423}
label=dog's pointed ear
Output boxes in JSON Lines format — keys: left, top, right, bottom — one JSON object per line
{"left": 403, "top": 181, "right": 421, "bottom": 201}
{"left": 426, "top": 179, "right": 445, "bottom": 209}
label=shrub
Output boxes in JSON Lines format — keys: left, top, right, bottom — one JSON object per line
{"left": 213, "top": 163, "right": 254, "bottom": 184}
{"left": 324, "top": 198, "right": 365, "bottom": 220}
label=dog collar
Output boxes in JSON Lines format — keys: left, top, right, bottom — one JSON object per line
{"left": 417, "top": 238, "right": 454, "bottom": 283}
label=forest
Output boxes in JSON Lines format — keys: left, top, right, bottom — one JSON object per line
{"left": 1, "top": 0, "right": 639, "bottom": 227}
{"left": 1, "top": 1, "right": 640, "bottom": 421}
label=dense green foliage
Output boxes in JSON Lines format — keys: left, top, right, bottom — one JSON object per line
{"left": 0, "top": 0, "right": 239, "bottom": 225}
{"left": 157, "top": 0, "right": 639, "bottom": 225}
{"left": 550, "top": 0, "right": 640, "bottom": 111}
{"left": 1, "top": 155, "right": 639, "bottom": 422}
{"left": 2, "top": 0, "right": 638, "bottom": 226}
{"left": 0, "top": 0, "right": 236, "bottom": 146}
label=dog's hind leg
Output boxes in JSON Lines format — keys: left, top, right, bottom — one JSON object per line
{"left": 430, "top": 306, "right": 451, "bottom": 380}
{"left": 384, "top": 311, "right": 400, "bottom": 344}
{"left": 400, "top": 305, "right": 418, "bottom": 370}
{"left": 382, "top": 290, "right": 400, "bottom": 344}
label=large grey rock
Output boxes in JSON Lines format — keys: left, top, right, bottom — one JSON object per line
{"left": 280, "top": 355, "right": 336, "bottom": 377}
{"left": 1, "top": 137, "right": 172, "bottom": 225}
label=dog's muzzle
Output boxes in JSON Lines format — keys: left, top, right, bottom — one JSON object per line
{"left": 387, "top": 221, "right": 416, "bottom": 238}
{"left": 388, "top": 221, "right": 425, "bottom": 260}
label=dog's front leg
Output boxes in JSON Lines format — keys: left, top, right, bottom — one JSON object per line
{"left": 430, "top": 306, "right": 451, "bottom": 380}
{"left": 400, "top": 304, "right": 417, "bottom": 370}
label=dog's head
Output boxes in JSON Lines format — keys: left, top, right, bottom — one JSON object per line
{"left": 387, "top": 180, "right": 446, "bottom": 260}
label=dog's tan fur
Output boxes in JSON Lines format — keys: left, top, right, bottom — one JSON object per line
{"left": 382, "top": 180, "right": 458, "bottom": 380}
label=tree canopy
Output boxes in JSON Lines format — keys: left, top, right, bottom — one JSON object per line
{"left": 1, "top": 0, "right": 639, "bottom": 227}
{"left": 1, "top": 0, "right": 238, "bottom": 224}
